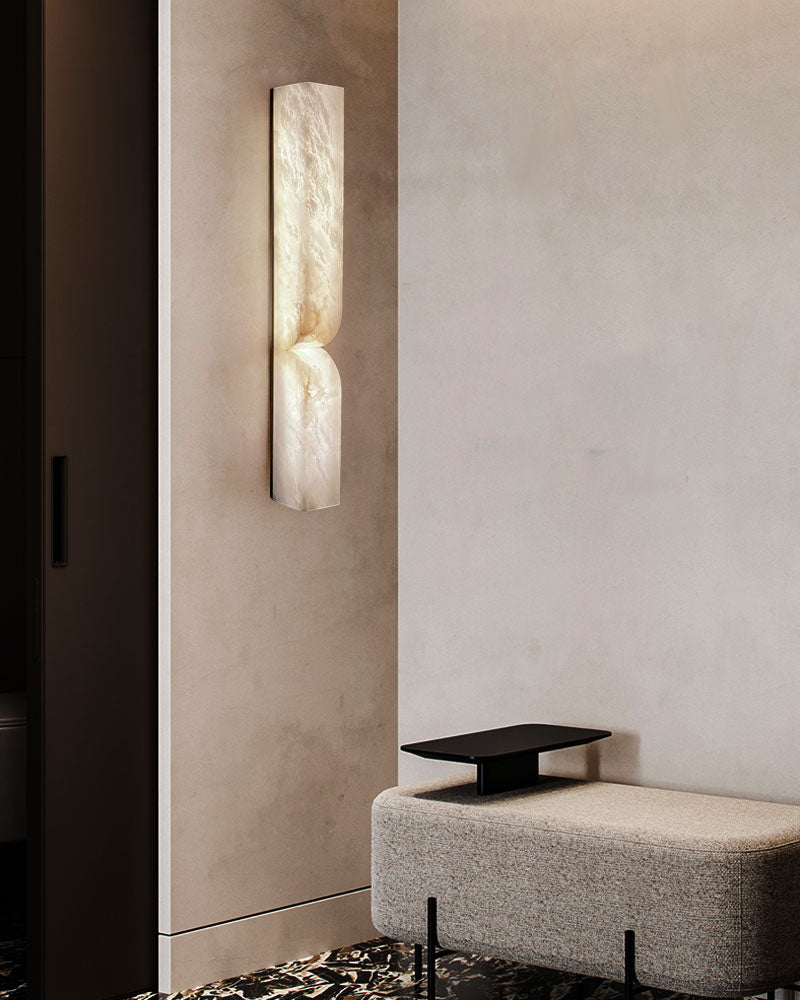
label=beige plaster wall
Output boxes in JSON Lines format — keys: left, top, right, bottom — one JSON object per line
{"left": 160, "top": 0, "right": 397, "bottom": 990}
{"left": 399, "top": 0, "right": 800, "bottom": 802}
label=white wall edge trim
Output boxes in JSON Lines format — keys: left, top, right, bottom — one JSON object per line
{"left": 157, "top": 0, "right": 172, "bottom": 936}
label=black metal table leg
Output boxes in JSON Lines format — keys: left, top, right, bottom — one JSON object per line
{"left": 427, "top": 897, "right": 437, "bottom": 1000}
{"left": 624, "top": 930, "right": 636, "bottom": 1000}
{"left": 414, "top": 943, "right": 423, "bottom": 983}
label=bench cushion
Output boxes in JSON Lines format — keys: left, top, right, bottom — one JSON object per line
{"left": 371, "top": 776, "right": 800, "bottom": 997}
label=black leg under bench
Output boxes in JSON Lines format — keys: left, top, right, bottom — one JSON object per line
{"left": 417, "top": 897, "right": 646, "bottom": 1000}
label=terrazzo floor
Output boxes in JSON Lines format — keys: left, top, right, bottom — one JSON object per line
{"left": 0, "top": 914, "right": 24, "bottom": 1000}
{"left": 0, "top": 931, "right": 762, "bottom": 1000}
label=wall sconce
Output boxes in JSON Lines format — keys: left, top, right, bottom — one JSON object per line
{"left": 270, "top": 82, "right": 344, "bottom": 511}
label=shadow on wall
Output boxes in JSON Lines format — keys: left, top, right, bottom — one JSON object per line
{"left": 542, "top": 731, "right": 641, "bottom": 785}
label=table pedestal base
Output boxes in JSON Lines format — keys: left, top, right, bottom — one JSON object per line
{"left": 477, "top": 751, "right": 539, "bottom": 795}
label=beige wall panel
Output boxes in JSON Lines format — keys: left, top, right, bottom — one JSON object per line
{"left": 165, "top": 0, "right": 397, "bottom": 965}
{"left": 159, "top": 890, "right": 373, "bottom": 994}
{"left": 399, "top": 0, "right": 800, "bottom": 803}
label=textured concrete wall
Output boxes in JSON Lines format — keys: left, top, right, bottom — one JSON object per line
{"left": 399, "top": 0, "right": 800, "bottom": 802}
{"left": 160, "top": 0, "right": 397, "bottom": 989}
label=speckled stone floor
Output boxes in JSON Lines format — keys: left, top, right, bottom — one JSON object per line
{"left": 0, "top": 913, "right": 24, "bottom": 1000}
{"left": 0, "top": 931, "right": 765, "bottom": 1000}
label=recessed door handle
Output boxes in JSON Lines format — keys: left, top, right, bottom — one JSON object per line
{"left": 52, "top": 456, "right": 67, "bottom": 567}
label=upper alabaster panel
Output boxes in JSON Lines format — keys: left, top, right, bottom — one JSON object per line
{"left": 272, "top": 82, "right": 344, "bottom": 352}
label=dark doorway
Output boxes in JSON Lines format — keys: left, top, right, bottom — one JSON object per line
{"left": 19, "top": 1, "right": 158, "bottom": 998}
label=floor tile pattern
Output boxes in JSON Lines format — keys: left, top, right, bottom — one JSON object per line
{"left": 130, "top": 937, "right": 733, "bottom": 1000}
{"left": 0, "top": 914, "right": 24, "bottom": 1000}
{"left": 0, "top": 933, "right": 761, "bottom": 1000}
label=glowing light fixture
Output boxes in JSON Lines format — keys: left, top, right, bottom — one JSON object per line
{"left": 270, "top": 82, "right": 344, "bottom": 510}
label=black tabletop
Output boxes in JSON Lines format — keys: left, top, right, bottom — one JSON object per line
{"left": 401, "top": 723, "right": 612, "bottom": 763}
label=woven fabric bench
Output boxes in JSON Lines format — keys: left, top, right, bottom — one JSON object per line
{"left": 371, "top": 776, "right": 800, "bottom": 999}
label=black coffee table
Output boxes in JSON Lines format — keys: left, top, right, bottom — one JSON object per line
{"left": 401, "top": 724, "right": 612, "bottom": 795}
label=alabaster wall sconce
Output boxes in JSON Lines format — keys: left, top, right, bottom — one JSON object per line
{"left": 270, "top": 81, "right": 344, "bottom": 511}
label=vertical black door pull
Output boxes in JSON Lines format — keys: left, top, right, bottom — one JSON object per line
{"left": 52, "top": 456, "right": 67, "bottom": 567}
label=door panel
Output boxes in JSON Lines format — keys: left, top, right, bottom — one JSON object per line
{"left": 30, "top": 0, "right": 157, "bottom": 996}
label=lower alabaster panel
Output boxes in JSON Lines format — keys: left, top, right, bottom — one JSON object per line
{"left": 158, "top": 888, "right": 373, "bottom": 994}
{"left": 271, "top": 345, "right": 342, "bottom": 510}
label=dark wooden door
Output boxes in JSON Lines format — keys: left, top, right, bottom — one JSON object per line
{"left": 27, "top": 0, "right": 157, "bottom": 997}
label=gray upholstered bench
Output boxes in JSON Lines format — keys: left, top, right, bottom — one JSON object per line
{"left": 372, "top": 776, "right": 800, "bottom": 999}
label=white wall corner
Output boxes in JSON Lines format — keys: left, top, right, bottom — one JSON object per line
{"left": 157, "top": 0, "right": 172, "bottom": 942}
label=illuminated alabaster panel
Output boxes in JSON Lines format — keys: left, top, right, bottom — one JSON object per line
{"left": 271, "top": 82, "right": 344, "bottom": 510}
